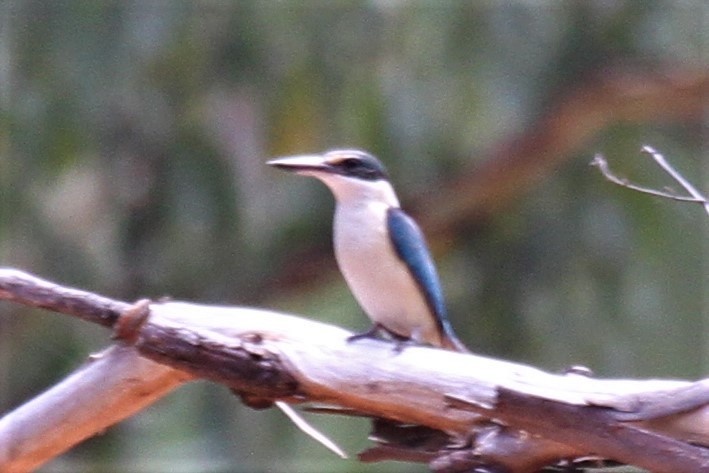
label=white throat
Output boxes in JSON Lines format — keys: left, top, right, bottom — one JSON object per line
{"left": 313, "top": 174, "right": 400, "bottom": 208}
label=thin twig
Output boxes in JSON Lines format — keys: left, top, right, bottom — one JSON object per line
{"left": 275, "top": 401, "right": 348, "bottom": 459}
{"left": 641, "top": 145, "right": 709, "bottom": 216}
{"left": 592, "top": 148, "right": 709, "bottom": 219}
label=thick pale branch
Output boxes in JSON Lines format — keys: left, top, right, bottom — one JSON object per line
{"left": 607, "top": 379, "right": 709, "bottom": 422}
{"left": 2, "top": 268, "right": 709, "bottom": 473}
{"left": 0, "top": 270, "right": 128, "bottom": 328}
{"left": 450, "top": 388, "right": 709, "bottom": 473}
{"left": 0, "top": 345, "right": 190, "bottom": 473}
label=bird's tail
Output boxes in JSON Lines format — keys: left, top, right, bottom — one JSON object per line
{"left": 440, "top": 331, "right": 470, "bottom": 353}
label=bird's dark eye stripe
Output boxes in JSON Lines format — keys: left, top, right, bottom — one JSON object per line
{"left": 331, "top": 157, "right": 360, "bottom": 168}
{"left": 336, "top": 163, "right": 379, "bottom": 180}
{"left": 325, "top": 150, "right": 389, "bottom": 180}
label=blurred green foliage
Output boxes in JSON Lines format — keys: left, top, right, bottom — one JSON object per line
{"left": 1, "top": 1, "right": 707, "bottom": 472}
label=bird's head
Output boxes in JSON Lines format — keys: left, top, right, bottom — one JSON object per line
{"left": 268, "top": 149, "right": 398, "bottom": 205}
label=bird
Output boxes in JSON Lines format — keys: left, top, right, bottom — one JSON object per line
{"left": 267, "top": 149, "right": 468, "bottom": 352}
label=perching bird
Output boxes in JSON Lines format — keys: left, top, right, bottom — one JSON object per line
{"left": 268, "top": 149, "right": 468, "bottom": 352}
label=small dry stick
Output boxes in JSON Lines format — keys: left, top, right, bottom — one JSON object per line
{"left": 591, "top": 146, "right": 709, "bottom": 217}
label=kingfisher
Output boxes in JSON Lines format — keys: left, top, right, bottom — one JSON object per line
{"left": 268, "top": 149, "right": 468, "bottom": 352}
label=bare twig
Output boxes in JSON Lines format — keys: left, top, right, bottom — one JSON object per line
{"left": 275, "top": 401, "right": 347, "bottom": 459}
{"left": 641, "top": 145, "right": 709, "bottom": 216}
{"left": 591, "top": 154, "right": 702, "bottom": 201}
{"left": 592, "top": 147, "right": 709, "bottom": 217}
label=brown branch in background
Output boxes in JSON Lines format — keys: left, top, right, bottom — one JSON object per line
{"left": 268, "top": 66, "right": 709, "bottom": 294}
{"left": 422, "top": 68, "right": 709, "bottom": 235}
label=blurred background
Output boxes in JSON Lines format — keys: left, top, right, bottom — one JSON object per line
{"left": 1, "top": 1, "right": 707, "bottom": 472}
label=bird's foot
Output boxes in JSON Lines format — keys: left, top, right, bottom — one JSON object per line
{"left": 347, "top": 323, "right": 385, "bottom": 343}
{"left": 391, "top": 327, "right": 431, "bottom": 353}
{"left": 348, "top": 324, "right": 414, "bottom": 353}
{"left": 392, "top": 338, "right": 418, "bottom": 353}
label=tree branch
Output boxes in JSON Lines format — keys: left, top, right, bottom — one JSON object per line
{"left": 423, "top": 67, "right": 709, "bottom": 233}
{"left": 592, "top": 146, "right": 709, "bottom": 216}
{"left": 0, "top": 345, "right": 189, "bottom": 473}
{"left": 1, "top": 268, "right": 709, "bottom": 473}
{"left": 448, "top": 388, "right": 709, "bottom": 473}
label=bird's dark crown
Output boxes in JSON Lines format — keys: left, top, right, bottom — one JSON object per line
{"left": 323, "top": 149, "right": 389, "bottom": 181}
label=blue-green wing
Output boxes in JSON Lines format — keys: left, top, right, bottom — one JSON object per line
{"left": 386, "top": 208, "right": 450, "bottom": 333}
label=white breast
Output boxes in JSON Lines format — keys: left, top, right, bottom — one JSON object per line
{"left": 332, "top": 200, "right": 441, "bottom": 345}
